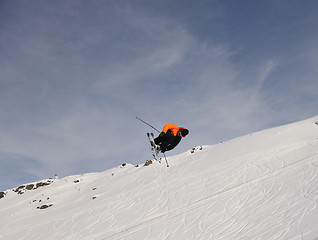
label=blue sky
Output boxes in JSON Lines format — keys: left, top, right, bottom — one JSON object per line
{"left": 1, "top": 0, "right": 318, "bottom": 190}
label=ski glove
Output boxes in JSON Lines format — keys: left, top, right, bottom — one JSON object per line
{"left": 159, "top": 132, "right": 166, "bottom": 137}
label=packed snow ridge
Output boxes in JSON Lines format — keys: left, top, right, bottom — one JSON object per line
{"left": 1, "top": 116, "right": 318, "bottom": 240}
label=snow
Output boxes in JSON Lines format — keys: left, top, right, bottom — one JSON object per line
{"left": 1, "top": 116, "right": 318, "bottom": 240}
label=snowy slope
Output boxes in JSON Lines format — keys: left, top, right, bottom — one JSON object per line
{"left": 1, "top": 116, "right": 318, "bottom": 240}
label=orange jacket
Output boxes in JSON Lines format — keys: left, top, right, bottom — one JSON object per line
{"left": 162, "top": 124, "right": 182, "bottom": 136}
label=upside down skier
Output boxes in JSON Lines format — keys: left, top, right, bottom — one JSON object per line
{"left": 154, "top": 124, "right": 189, "bottom": 153}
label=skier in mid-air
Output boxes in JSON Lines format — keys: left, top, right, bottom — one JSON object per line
{"left": 154, "top": 124, "right": 189, "bottom": 153}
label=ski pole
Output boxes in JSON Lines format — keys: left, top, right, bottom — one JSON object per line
{"left": 136, "top": 117, "right": 160, "bottom": 133}
{"left": 163, "top": 152, "right": 169, "bottom": 167}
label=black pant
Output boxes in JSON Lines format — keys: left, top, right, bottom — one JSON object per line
{"left": 154, "top": 132, "right": 182, "bottom": 152}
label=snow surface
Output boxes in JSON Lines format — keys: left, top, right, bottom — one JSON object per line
{"left": 1, "top": 116, "right": 318, "bottom": 240}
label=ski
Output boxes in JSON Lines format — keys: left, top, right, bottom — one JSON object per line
{"left": 150, "top": 133, "right": 161, "bottom": 157}
{"left": 151, "top": 133, "right": 169, "bottom": 167}
{"left": 146, "top": 133, "right": 170, "bottom": 167}
{"left": 147, "top": 133, "right": 160, "bottom": 162}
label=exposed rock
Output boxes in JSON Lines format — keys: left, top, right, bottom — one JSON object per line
{"left": 0, "top": 191, "right": 6, "bottom": 199}
{"left": 13, "top": 185, "right": 26, "bottom": 194}
{"left": 37, "top": 204, "right": 53, "bottom": 209}
{"left": 190, "top": 146, "right": 203, "bottom": 154}
{"left": 144, "top": 160, "right": 153, "bottom": 166}
{"left": 12, "top": 180, "right": 53, "bottom": 195}
{"left": 35, "top": 181, "right": 51, "bottom": 189}
{"left": 26, "top": 184, "right": 34, "bottom": 190}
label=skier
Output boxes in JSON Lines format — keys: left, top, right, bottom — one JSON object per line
{"left": 154, "top": 124, "right": 189, "bottom": 153}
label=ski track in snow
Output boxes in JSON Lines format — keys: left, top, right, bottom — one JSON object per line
{"left": 1, "top": 117, "right": 318, "bottom": 240}
{"left": 96, "top": 142, "right": 318, "bottom": 240}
